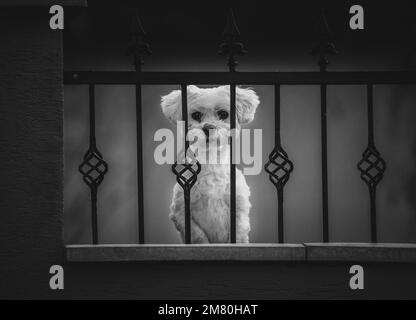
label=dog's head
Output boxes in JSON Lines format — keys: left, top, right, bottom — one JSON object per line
{"left": 161, "top": 85, "right": 259, "bottom": 156}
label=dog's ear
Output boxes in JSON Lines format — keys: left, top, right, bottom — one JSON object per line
{"left": 161, "top": 86, "right": 200, "bottom": 125}
{"left": 236, "top": 87, "right": 260, "bottom": 124}
{"left": 161, "top": 89, "right": 181, "bottom": 124}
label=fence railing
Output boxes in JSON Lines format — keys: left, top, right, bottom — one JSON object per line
{"left": 66, "top": 9, "right": 415, "bottom": 245}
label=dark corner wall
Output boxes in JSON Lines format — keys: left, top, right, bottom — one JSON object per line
{"left": 0, "top": 1, "right": 65, "bottom": 299}
{"left": 0, "top": 0, "right": 416, "bottom": 299}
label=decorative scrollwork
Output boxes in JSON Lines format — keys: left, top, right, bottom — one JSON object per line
{"left": 172, "top": 150, "right": 201, "bottom": 190}
{"left": 264, "top": 145, "right": 294, "bottom": 189}
{"left": 357, "top": 145, "right": 386, "bottom": 188}
{"left": 79, "top": 147, "right": 108, "bottom": 188}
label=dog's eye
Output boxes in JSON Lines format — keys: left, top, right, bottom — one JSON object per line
{"left": 217, "top": 110, "right": 229, "bottom": 120}
{"left": 191, "top": 111, "right": 203, "bottom": 122}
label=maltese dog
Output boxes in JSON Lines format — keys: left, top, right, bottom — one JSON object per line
{"left": 161, "top": 85, "right": 259, "bottom": 243}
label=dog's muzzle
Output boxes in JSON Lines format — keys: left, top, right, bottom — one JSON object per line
{"left": 202, "top": 124, "right": 216, "bottom": 139}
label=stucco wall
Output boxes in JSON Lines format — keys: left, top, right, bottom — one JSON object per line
{"left": 0, "top": 7, "right": 64, "bottom": 299}
{"left": 0, "top": 4, "right": 416, "bottom": 300}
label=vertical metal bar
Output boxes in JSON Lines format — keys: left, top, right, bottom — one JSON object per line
{"left": 181, "top": 84, "right": 191, "bottom": 244}
{"left": 184, "top": 188, "right": 191, "bottom": 244}
{"left": 367, "top": 84, "right": 377, "bottom": 242}
{"left": 136, "top": 84, "right": 145, "bottom": 244}
{"left": 369, "top": 186, "right": 377, "bottom": 242}
{"left": 230, "top": 84, "right": 237, "bottom": 243}
{"left": 80, "top": 84, "right": 108, "bottom": 245}
{"left": 274, "top": 85, "right": 281, "bottom": 146}
{"left": 277, "top": 188, "right": 284, "bottom": 244}
{"left": 321, "top": 83, "right": 329, "bottom": 242}
{"left": 358, "top": 84, "right": 385, "bottom": 243}
{"left": 89, "top": 84, "right": 96, "bottom": 147}
{"left": 90, "top": 187, "right": 98, "bottom": 244}
{"left": 88, "top": 84, "right": 98, "bottom": 244}
{"left": 275, "top": 85, "right": 283, "bottom": 243}
{"left": 310, "top": 5, "right": 337, "bottom": 243}
{"left": 129, "top": 11, "right": 150, "bottom": 244}
{"left": 367, "top": 84, "right": 375, "bottom": 147}
{"left": 219, "top": 9, "right": 244, "bottom": 244}
{"left": 265, "top": 85, "right": 293, "bottom": 244}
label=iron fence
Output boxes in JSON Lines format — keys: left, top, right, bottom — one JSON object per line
{"left": 67, "top": 9, "right": 415, "bottom": 245}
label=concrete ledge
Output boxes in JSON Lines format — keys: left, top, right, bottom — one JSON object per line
{"left": 305, "top": 243, "right": 416, "bottom": 263}
{"left": 66, "top": 243, "right": 416, "bottom": 263}
{"left": 66, "top": 244, "right": 306, "bottom": 262}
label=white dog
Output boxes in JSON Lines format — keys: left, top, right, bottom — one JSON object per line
{"left": 161, "top": 85, "right": 260, "bottom": 243}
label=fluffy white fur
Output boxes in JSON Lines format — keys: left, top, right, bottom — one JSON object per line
{"left": 161, "top": 85, "right": 260, "bottom": 243}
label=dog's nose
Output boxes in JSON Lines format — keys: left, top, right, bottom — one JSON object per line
{"left": 202, "top": 124, "right": 216, "bottom": 137}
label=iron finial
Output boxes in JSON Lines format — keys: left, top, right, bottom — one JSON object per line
{"left": 127, "top": 10, "right": 152, "bottom": 71}
{"left": 310, "top": 7, "right": 338, "bottom": 71}
{"left": 218, "top": 9, "right": 247, "bottom": 72}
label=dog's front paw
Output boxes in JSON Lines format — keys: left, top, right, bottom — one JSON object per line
{"left": 191, "top": 225, "right": 210, "bottom": 244}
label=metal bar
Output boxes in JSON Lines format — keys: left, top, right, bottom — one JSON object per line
{"left": 65, "top": 71, "right": 416, "bottom": 85}
{"left": 230, "top": 84, "right": 236, "bottom": 243}
{"left": 136, "top": 84, "right": 145, "bottom": 244}
{"left": 367, "top": 84, "right": 377, "bottom": 242}
{"left": 357, "top": 84, "right": 386, "bottom": 243}
{"left": 367, "top": 84, "right": 375, "bottom": 146}
{"left": 274, "top": 85, "right": 284, "bottom": 243}
{"left": 370, "top": 186, "right": 377, "bottom": 242}
{"left": 89, "top": 84, "right": 96, "bottom": 147}
{"left": 275, "top": 85, "right": 283, "bottom": 243}
{"left": 274, "top": 85, "right": 281, "bottom": 146}
{"left": 91, "top": 187, "right": 98, "bottom": 244}
{"left": 79, "top": 85, "right": 108, "bottom": 245}
{"left": 277, "top": 188, "right": 284, "bottom": 244}
{"left": 264, "top": 85, "right": 293, "bottom": 244}
{"left": 88, "top": 84, "right": 98, "bottom": 244}
{"left": 321, "top": 83, "right": 329, "bottom": 242}
{"left": 181, "top": 84, "right": 191, "bottom": 244}
{"left": 184, "top": 188, "right": 191, "bottom": 244}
